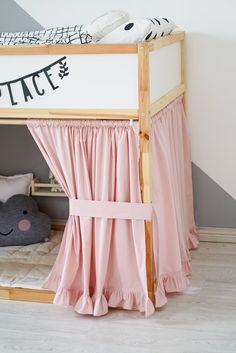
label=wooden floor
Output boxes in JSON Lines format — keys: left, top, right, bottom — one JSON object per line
{"left": 0, "top": 241, "right": 236, "bottom": 353}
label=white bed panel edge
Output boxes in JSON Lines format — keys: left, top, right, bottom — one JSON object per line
{"left": 149, "top": 42, "right": 181, "bottom": 105}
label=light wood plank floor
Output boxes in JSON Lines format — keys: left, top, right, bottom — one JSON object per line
{"left": 0, "top": 242, "right": 236, "bottom": 353}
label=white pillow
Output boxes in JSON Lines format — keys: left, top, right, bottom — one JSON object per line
{"left": 0, "top": 173, "right": 33, "bottom": 203}
{"left": 99, "top": 17, "right": 176, "bottom": 44}
{"left": 84, "top": 10, "right": 130, "bottom": 42}
{"left": 99, "top": 18, "right": 151, "bottom": 44}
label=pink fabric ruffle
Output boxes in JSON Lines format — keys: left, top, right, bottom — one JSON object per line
{"left": 93, "top": 295, "right": 108, "bottom": 317}
{"left": 188, "top": 228, "right": 199, "bottom": 250}
{"left": 75, "top": 294, "right": 94, "bottom": 315}
{"left": 155, "top": 269, "right": 189, "bottom": 308}
{"left": 43, "top": 280, "right": 154, "bottom": 317}
{"left": 154, "top": 230, "right": 199, "bottom": 308}
{"left": 182, "top": 259, "right": 192, "bottom": 276}
{"left": 105, "top": 289, "right": 154, "bottom": 317}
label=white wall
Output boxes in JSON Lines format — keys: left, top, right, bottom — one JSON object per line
{"left": 15, "top": 0, "right": 236, "bottom": 200}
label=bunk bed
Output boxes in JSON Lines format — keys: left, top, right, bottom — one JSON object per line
{"left": 0, "top": 31, "right": 198, "bottom": 316}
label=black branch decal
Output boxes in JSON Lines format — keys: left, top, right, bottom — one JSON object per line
{"left": 0, "top": 56, "right": 69, "bottom": 106}
{"left": 58, "top": 61, "right": 69, "bottom": 79}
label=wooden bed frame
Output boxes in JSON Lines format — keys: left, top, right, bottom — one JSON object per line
{"left": 0, "top": 31, "right": 185, "bottom": 304}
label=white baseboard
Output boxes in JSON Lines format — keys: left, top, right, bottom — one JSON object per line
{"left": 198, "top": 227, "right": 236, "bottom": 243}
{"left": 50, "top": 221, "right": 236, "bottom": 244}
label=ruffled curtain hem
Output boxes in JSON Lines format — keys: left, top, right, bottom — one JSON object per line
{"left": 188, "top": 228, "right": 199, "bottom": 250}
{"left": 155, "top": 269, "right": 189, "bottom": 308}
{"left": 155, "top": 230, "right": 199, "bottom": 308}
{"left": 43, "top": 277, "right": 155, "bottom": 317}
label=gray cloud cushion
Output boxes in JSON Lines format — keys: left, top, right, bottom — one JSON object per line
{"left": 0, "top": 195, "right": 51, "bottom": 247}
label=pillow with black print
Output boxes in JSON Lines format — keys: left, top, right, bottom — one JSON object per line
{"left": 145, "top": 17, "right": 177, "bottom": 41}
{"left": 0, "top": 25, "right": 92, "bottom": 46}
{"left": 99, "top": 17, "right": 176, "bottom": 44}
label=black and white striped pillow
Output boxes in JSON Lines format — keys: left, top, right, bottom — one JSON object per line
{"left": 144, "top": 17, "right": 176, "bottom": 41}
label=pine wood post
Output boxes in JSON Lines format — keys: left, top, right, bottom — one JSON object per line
{"left": 138, "top": 42, "right": 154, "bottom": 303}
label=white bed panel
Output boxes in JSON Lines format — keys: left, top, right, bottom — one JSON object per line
{"left": 0, "top": 54, "right": 138, "bottom": 109}
{"left": 149, "top": 42, "right": 181, "bottom": 104}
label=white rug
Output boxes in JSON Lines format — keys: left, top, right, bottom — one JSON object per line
{"left": 0, "top": 230, "right": 63, "bottom": 289}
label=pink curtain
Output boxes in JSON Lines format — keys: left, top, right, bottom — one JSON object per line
{"left": 151, "top": 96, "right": 198, "bottom": 308}
{"left": 27, "top": 120, "right": 154, "bottom": 317}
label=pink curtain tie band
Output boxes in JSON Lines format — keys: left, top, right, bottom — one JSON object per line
{"left": 69, "top": 199, "right": 152, "bottom": 220}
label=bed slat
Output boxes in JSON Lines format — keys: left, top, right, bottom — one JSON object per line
{"left": 0, "top": 286, "right": 55, "bottom": 303}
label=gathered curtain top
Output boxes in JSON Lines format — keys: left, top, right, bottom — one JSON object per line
{"left": 27, "top": 119, "right": 136, "bottom": 129}
{"left": 152, "top": 95, "right": 183, "bottom": 122}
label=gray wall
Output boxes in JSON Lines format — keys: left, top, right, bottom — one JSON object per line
{"left": 1, "top": 0, "right": 236, "bottom": 227}
{"left": 0, "top": 126, "right": 69, "bottom": 219}
{"left": 192, "top": 164, "right": 236, "bottom": 228}
{"left": 0, "top": 0, "right": 43, "bottom": 32}
{"left": 0, "top": 1, "right": 69, "bottom": 220}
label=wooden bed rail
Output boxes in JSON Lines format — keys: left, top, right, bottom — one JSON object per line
{"left": 0, "top": 286, "right": 55, "bottom": 303}
{"left": 0, "top": 84, "right": 185, "bottom": 125}
{"left": 148, "top": 31, "right": 184, "bottom": 51}
{"left": 0, "top": 109, "right": 139, "bottom": 124}
{"left": 0, "top": 31, "right": 184, "bottom": 55}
